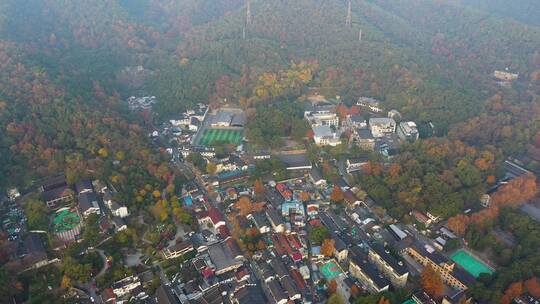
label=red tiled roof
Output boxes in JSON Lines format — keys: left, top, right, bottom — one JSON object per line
{"left": 208, "top": 207, "right": 223, "bottom": 224}
{"left": 218, "top": 225, "right": 230, "bottom": 238}
{"left": 202, "top": 267, "right": 215, "bottom": 279}
{"left": 290, "top": 269, "right": 306, "bottom": 290}
{"left": 287, "top": 234, "right": 302, "bottom": 250}
{"left": 291, "top": 252, "right": 302, "bottom": 262}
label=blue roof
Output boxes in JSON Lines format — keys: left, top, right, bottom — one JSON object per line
{"left": 183, "top": 195, "right": 193, "bottom": 207}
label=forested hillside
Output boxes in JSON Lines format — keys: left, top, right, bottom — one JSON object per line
{"left": 0, "top": 0, "right": 539, "bottom": 188}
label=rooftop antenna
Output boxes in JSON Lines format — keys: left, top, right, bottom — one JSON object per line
{"left": 346, "top": 0, "right": 352, "bottom": 26}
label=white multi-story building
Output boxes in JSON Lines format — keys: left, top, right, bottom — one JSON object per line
{"left": 312, "top": 125, "right": 340, "bottom": 146}
{"left": 397, "top": 121, "right": 419, "bottom": 142}
{"left": 369, "top": 118, "right": 396, "bottom": 138}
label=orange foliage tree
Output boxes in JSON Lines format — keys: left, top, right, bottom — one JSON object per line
{"left": 501, "top": 281, "right": 524, "bottom": 304}
{"left": 525, "top": 277, "right": 540, "bottom": 299}
{"left": 330, "top": 185, "right": 344, "bottom": 203}
{"left": 420, "top": 265, "right": 444, "bottom": 299}
{"left": 253, "top": 179, "right": 265, "bottom": 197}
{"left": 446, "top": 214, "right": 470, "bottom": 236}
{"left": 491, "top": 174, "right": 538, "bottom": 208}
{"left": 321, "top": 239, "right": 336, "bottom": 257}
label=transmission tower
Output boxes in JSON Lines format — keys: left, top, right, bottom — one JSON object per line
{"left": 246, "top": 0, "right": 252, "bottom": 26}
{"left": 346, "top": 0, "right": 352, "bottom": 26}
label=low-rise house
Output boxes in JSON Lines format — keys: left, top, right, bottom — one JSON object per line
{"left": 197, "top": 207, "right": 226, "bottom": 232}
{"left": 357, "top": 97, "right": 383, "bottom": 113}
{"left": 109, "top": 201, "right": 129, "bottom": 218}
{"left": 353, "top": 128, "right": 376, "bottom": 151}
{"left": 155, "top": 284, "right": 179, "bottom": 304}
{"left": 346, "top": 157, "right": 369, "bottom": 173}
{"left": 231, "top": 284, "right": 266, "bottom": 304}
{"left": 346, "top": 114, "right": 367, "bottom": 129}
{"left": 368, "top": 244, "right": 409, "bottom": 288}
{"left": 397, "top": 121, "right": 419, "bottom": 142}
{"left": 79, "top": 192, "right": 101, "bottom": 218}
{"left": 111, "top": 217, "right": 127, "bottom": 232}
{"left": 40, "top": 177, "right": 74, "bottom": 209}
{"left": 266, "top": 279, "right": 288, "bottom": 304}
{"left": 280, "top": 275, "right": 301, "bottom": 301}
{"left": 163, "top": 241, "right": 195, "bottom": 259}
{"left": 309, "top": 166, "right": 327, "bottom": 187}
{"left": 411, "top": 210, "right": 432, "bottom": 227}
{"left": 493, "top": 70, "right": 518, "bottom": 81}
{"left": 17, "top": 233, "right": 49, "bottom": 270}
{"left": 112, "top": 275, "right": 142, "bottom": 298}
{"left": 369, "top": 117, "right": 396, "bottom": 138}
{"left": 266, "top": 208, "right": 285, "bottom": 233}
{"left": 278, "top": 154, "right": 312, "bottom": 174}
{"left": 75, "top": 180, "right": 94, "bottom": 195}
{"left": 247, "top": 211, "right": 271, "bottom": 234}
{"left": 208, "top": 239, "right": 244, "bottom": 275}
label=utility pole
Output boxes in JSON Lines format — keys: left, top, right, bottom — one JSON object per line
{"left": 346, "top": 0, "right": 352, "bottom": 26}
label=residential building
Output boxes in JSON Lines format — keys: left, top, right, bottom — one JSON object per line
{"left": 493, "top": 70, "right": 519, "bottom": 81}
{"left": 231, "top": 284, "right": 266, "bottom": 304}
{"left": 309, "top": 166, "right": 327, "bottom": 187}
{"left": 353, "top": 128, "right": 376, "bottom": 151}
{"left": 111, "top": 217, "right": 127, "bottom": 232}
{"left": 312, "top": 125, "right": 340, "bottom": 146}
{"left": 402, "top": 243, "right": 475, "bottom": 291}
{"left": 163, "top": 241, "right": 195, "bottom": 259}
{"left": 349, "top": 251, "right": 390, "bottom": 293}
{"left": 397, "top": 121, "right": 419, "bottom": 142}
{"left": 266, "top": 279, "right": 288, "bottom": 304}
{"left": 368, "top": 244, "right": 409, "bottom": 288}
{"left": 40, "top": 177, "right": 74, "bottom": 209}
{"left": 79, "top": 192, "right": 101, "bottom": 218}
{"left": 346, "top": 114, "right": 367, "bottom": 129}
{"left": 346, "top": 157, "right": 369, "bottom": 173}
{"left": 112, "top": 275, "right": 142, "bottom": 298}
{"left": 207, "top": 239, "right": 244, "bottom": 275}
{"left": 247, "top": 211, "right": 271, "bottom": 234}
{"left": 155, "top": 285, "right": 179, "bottom": 304}
{"left": 388, "top": 109, "right": 402, "bottom": 120}
{"left": 74, "top": 180, "right": 94, "bottom": 195}
{"left": 197, "top": 207, "right": 226, "bottom": 232}
{"left": 265, "top": 208, "right": 285, "bottom": 233}
{"left": 369, "top": 117, "right": 396, "bottom": 138}
{"left": 357, "top": 97, "right": 383, "bottom": 113}
{"left": 278, "top": 154, "right": 312, "bottom": 174}
{"left": 305, "top": 112, "right": 340, "bottom": 127}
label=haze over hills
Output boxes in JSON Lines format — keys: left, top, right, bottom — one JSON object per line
{"left": 0, "top": 2, "right": 539, "bottom": 303}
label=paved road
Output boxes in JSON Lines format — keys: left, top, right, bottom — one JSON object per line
{"left": 521, "top": 203, "right": 540, "bottom": 222}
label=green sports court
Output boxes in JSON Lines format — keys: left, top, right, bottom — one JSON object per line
{"left": 320, "top": 260, "right": 343, "bottom": 281}
{"left": 199, "top": 128, "right": 243, "bottom": 146}
{"left": 451, "top": 249, "right": 494, "bottom": 278}
{"left": 53, "top": 209, "right": 81, "bottom": 233}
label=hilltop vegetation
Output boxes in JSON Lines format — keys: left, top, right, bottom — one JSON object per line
{"left": 0, "top": 0, "right": 538, "bottom": 194}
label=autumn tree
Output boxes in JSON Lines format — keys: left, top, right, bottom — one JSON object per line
{"left": 501, "top": 281, "right": 524, "bottom": 304}
{"left": 321, "top": 239, "right": 335, "bottom": 257}
{"left": 491, "top": 174, "right": 538, "bottom": 208}
{"left": 330, "top": 185, "right": 344, "bottom": 203}
{"left": 253, "top": 179, "right": 265, "bottom": 197}
{"left": 378, "top": 297, "right": 390, "bottom": 304}
{"left": 525, "top": 277, "right": 540, "bottom": 299}
{"left": 206, "top": 162, "right": 217, "bottom": 175}
{"left": 446, "top": 214, "right": 470, "bottom": 236}
{"left": 328, "top": 279, "right": 337, "bottom": 294}
{"left": 421, "top": 266, "right": 444, "bottom": 299}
